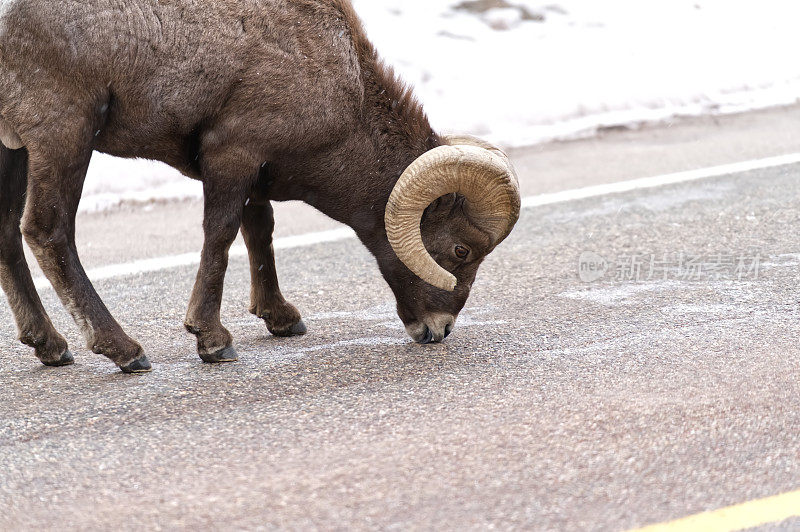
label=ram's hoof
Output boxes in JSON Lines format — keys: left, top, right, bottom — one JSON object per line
{"left": 200, "top": 346, "right": 239, "bottom": 364}
{"left": 120, "top": 355, "right": 153, "bottom": 374}
{"left": 41, "top": 349, "right": 75, "bottom": 367}
{"left": 269, "top": 320, "right": 307, "bottom": 338}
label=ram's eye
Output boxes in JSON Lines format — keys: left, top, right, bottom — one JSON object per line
{"left": 454, "top": 245, "right": 470, "bottom": 259}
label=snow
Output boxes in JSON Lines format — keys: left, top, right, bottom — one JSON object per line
{"left": 356, "top": 0, "right": 800, "bottom": 145}
{"left": 79, "top": 0, "right": 800, "bottom": 212}
{"left": 82, "top": 154, "right": 202, "bottom": 212}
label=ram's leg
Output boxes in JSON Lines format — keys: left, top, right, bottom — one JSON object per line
{"left": 241, "top": 201, "right": 306, "bottom": 337}
{"left": 0, "top": 145, "right": 72, "bottom": 366}
{"left": 22, "top": 148, "right": 151, "bottom": 373}
{"left": 184, "top": 176, "right": 249, "bottom": 363}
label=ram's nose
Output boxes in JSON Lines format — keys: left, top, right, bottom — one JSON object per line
{"left": 406, "top": 313, "right": 456, "bottom": 344}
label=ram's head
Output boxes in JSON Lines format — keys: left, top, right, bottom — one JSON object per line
{"left": 382, "top": 135, "right": 520, "bottom": 343}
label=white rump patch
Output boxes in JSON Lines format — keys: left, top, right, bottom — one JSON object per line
{"left": 0, "top": 0, "right": 20, "bottom": 39}
{"left": 0, "top": 116, "right": 23, "bottom": 149}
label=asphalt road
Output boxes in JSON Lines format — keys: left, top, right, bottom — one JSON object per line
{"left": 1, "top": 105, "right": 800, "bottom": 530}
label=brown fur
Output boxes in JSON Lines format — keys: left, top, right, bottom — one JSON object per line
{"left": 0, "top": 0, "right": 499, "bottom": 369}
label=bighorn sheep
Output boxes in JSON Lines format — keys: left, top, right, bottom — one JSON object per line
{"left": 0, "top": 0, "right": 520, "bottom": 373}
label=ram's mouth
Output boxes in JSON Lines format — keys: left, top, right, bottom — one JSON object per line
{"left": 405, "top": 313, "right": 456, "bottom": 344}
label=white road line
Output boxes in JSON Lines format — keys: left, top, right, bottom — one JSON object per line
{"left": 32, "top": 227, "right": 356, "bottom": 290}
{"left": 31, "top": 152, "right": 800, "bottom": 289}
{"left": 521, "top": 152, "right": 800, "bottom": 208}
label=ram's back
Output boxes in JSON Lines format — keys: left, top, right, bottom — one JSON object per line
{"left": 0, "top": 0, "right": 365, "bottom": 163}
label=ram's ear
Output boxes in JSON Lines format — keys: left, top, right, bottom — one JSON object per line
{"left": 421, "top": 194, "right": 461, "bottom": 232}
{"left": 425, "top": 196, "right": 443, "bottom": 212}
{"left": 424, "top": 193, "right": 457, "bottom": 215}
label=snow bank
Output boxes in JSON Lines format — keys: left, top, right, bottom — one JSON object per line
{"left": 355, "top": 0, "right": 800, "bottom": 145}
{"left": 80, "top": 0, "right": 800, "bottom": 211}
{"left": 82, "top": 154, "right": 202, "bottom": 211}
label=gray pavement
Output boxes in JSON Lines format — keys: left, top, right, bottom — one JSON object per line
{"left": 2, "top": 106, "right": 800, "bottom": 530}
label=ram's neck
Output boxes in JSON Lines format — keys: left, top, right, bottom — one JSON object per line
{"left": 347, "top": 48, "right": 442, "bottom": 225}
{"left": 260, "top": 7, "right": 441, "bottom": 250}
{"left": 270, "top": 46, "right": 441, "bottom": 242}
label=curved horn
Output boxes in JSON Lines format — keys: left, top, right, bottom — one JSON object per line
{"left": 385, "top": 142, "right": 521, "bottom": 291}
{"left": 443, "top": 134, "right": 512, "bottom": 166}
{"left": 443, "top": 135, "right": 520, "bottom": 243}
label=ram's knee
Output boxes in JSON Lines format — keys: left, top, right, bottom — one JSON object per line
{"left": 21, "top": 211, "right": 68, "bottom": 253}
